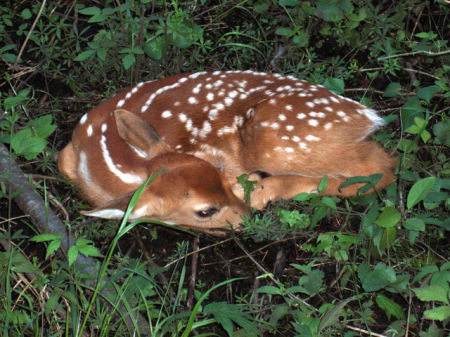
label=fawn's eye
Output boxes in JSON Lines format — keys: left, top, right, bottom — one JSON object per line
{"left": 196, "top": 207, "right": 219, "bottom": 218}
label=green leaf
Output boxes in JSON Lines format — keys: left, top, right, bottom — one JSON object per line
{"left": 360, "top": 263, "right": 397, "bottom": 292}
{"left": 417, "top": 85, "right": 441, "bottom": 102}
{"left": 29, "top": 115, "right": 56, "bottom": 138}
{"left": 204, "top": 302, "right": 259, "bottom": 336}
{"left": 376, "top": 294, "right": 406, "bottom": 320}
{"left": 316, "top": 0, "right": 352, "bottom": 22}
{"left": 413, "top": 265, "right": 439, "bottom": 284}
{"left": 407, "top": 176, "right": 436, "bottom": 209}
{"left": 254, "top": 0, "right": 271, "bottom": 13}
{"left": 74, "top": 49, "right": 96, "bottom": 62}
{"left": 275, "top": 27, "right": 292, "bottom": 36}
{"left": 78, "top": 7, "right": 101, "bottom": 15}
{"left": 323, "top": 78, "right": 344, "bottom": 95}
{"left": 68, "top": 246, "right": 78, "bottom": 266}
{"left": 10, "top": 129, "right": 48, "bottom": 160}
{"left": 321, "top": 197, "right": 337, "bottom": 210}
{"left": 143, "top": 36, "right": 165, "bottom": 61}
{"left": 375, "top": 206, "right": 401, "bottom": 228}
{"left": 31, "top": 233, "right": 63, "bottom": 242}
{"left": 423, "top": 305, "right": 450, "bottom": 321}
{"left": 319, "top": 298, "right": 352, "bottom": 332}
{"left": 413, "top": 285, "right": 449, "bottom": 304}
{"left": 46, "top": 240, "right": 61, "bottom": 259}
{"left": 256, "top": 286, "right": 283, "bottom": 295}
{"left": 403, "top": 218, "right": 425, "bottom": 232}
{"left": 78, "top": 244, "right": 103, "bottom": 258}
{"left": 279, "top": 0, "right": 299, "bottom": 6}
{"left": 318, "top": 175, "right": 328, "bottom": 192}
{"left": 122, "top": 53, "right": 135, "bottom": 70}
{"left": 433, "top": 119, "right": 450, "bottom": 146}
{"left": 3, "top": 89, "right": 30, "bottom": 110}
{"left": 383, "top": 82, "right": 401, "bottom": 97}
{"left": 21, "top": 9, "right": 32, "bottom": 19}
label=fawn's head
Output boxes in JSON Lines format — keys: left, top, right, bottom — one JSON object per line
{"left": 77, "top": 109, "right": 250, "bottom": 229}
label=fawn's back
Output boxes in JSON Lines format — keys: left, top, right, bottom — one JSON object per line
{"left": 59, "top": 71, "right": 397, "bottom": 229}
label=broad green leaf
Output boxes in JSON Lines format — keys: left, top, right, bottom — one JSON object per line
{"left": 407, "top": 176, "right": 436, "bottom": 209}
{"left": 254, "top": 0, "right": 271, "bottom": 13}
{"left": 433, "top": 119, "right": 450, "bottom": 146}
{"left": 403, "top": 218, "right": 425, "bottom": 232}
{"left": 21, "top": 9, "right": 32, "bottom": 19}
{"left": 423, "top": 305, "right": 450, "bottom": 321}
{"left": 78, "top": 244, "right": 103, "bottom": 258}
{"left": 323, "top": 78, "right": 344, "bottom": 95}
{"left": 413, "top": 285, "right": 449, "bottom": 304}
{"left": 376, "top": 294, "right": 405, "bottom": 320}
{"left": 29, "top": 115, "right": 56, "bottom": 138}
{"left": 375, "top": 206, "right": 400, "bottom": 228}
{"left": 361, "top": 263, "right": 397, "bottom": 292}
{"left": 317, "top": 0, "right": 351, "bottom": 22}
{"left": 122, "top": 53, "right": 135, "bottom": 70}
{"left": 3, "top": 89, "right": 30, "bottom": 110}
{"left": 383, "top": 82, "right": 401, "bottom": 97}
{"left": 413, "top": 265, "right": 439, "bottom": 283}
{"left": 379, "top": 227, "right": 397, "bottom": 251}
{"left": 143, "top": 37, "right": 165, "bottom": 60}
{"left": 279, "top": 0, "right": 299, "bottom": 6}
{"left": 417, "top": 85, "right": 441, "bottom": 103}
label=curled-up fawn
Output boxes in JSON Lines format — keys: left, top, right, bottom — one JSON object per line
{"left": 59, "top": 71, "right": 397, "bottom": 229}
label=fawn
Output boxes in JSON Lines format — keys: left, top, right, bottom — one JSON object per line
{"left": 58, "top": 71, "right": 397, "bottom": 229}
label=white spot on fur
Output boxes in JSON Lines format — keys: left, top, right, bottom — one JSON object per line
{"left": 308, "top": 119, "right": 319, "bottom": 127}
{"left": 206, "top": 92, "right": 214, "bottom": 101}
{"left": 161, "top": 110, "right": 172, "bottom": 118}
{"left": 224, "top": 97, "right": 234, "bottom": 106}
{"left": 188, "top": 97, "right": 198, "bottom": 104}
{"left": 80, "top": 114, "right": 88, "bottom": 125}
{"left": 286, "top": 125, "right": 294, "bottom": 131}
{"left": 117, "top": 99, "right": 125, "bottom": 108}
{"left": 101, "top": 123, "right": 107, "bottom": 133}
{"left": 179, "top": 113, "right": 187, "bottom": 122}
{"left": 278, "top": 114, "right": 287, "bottom": 121}
{"left": 297, "top": 113, "right": 307, "bottom": 119}
{"left": 305, "top": 135, "right": 320, "bottom": 141}
{"left": 87, "top": 125, "right": 93, "bottom": 137}
{"left": 324, "top": 122, "right": 333, "bottom": 130}
{"left": 208, "top": 109, "right": 219, "bottom": 120}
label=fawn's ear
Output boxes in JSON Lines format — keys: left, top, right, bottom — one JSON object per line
{"left": 114, "top": 109, "right": 170, "bottom": 158}
{"left": 82, "top": 190, "right": 161, "bottom": 221}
